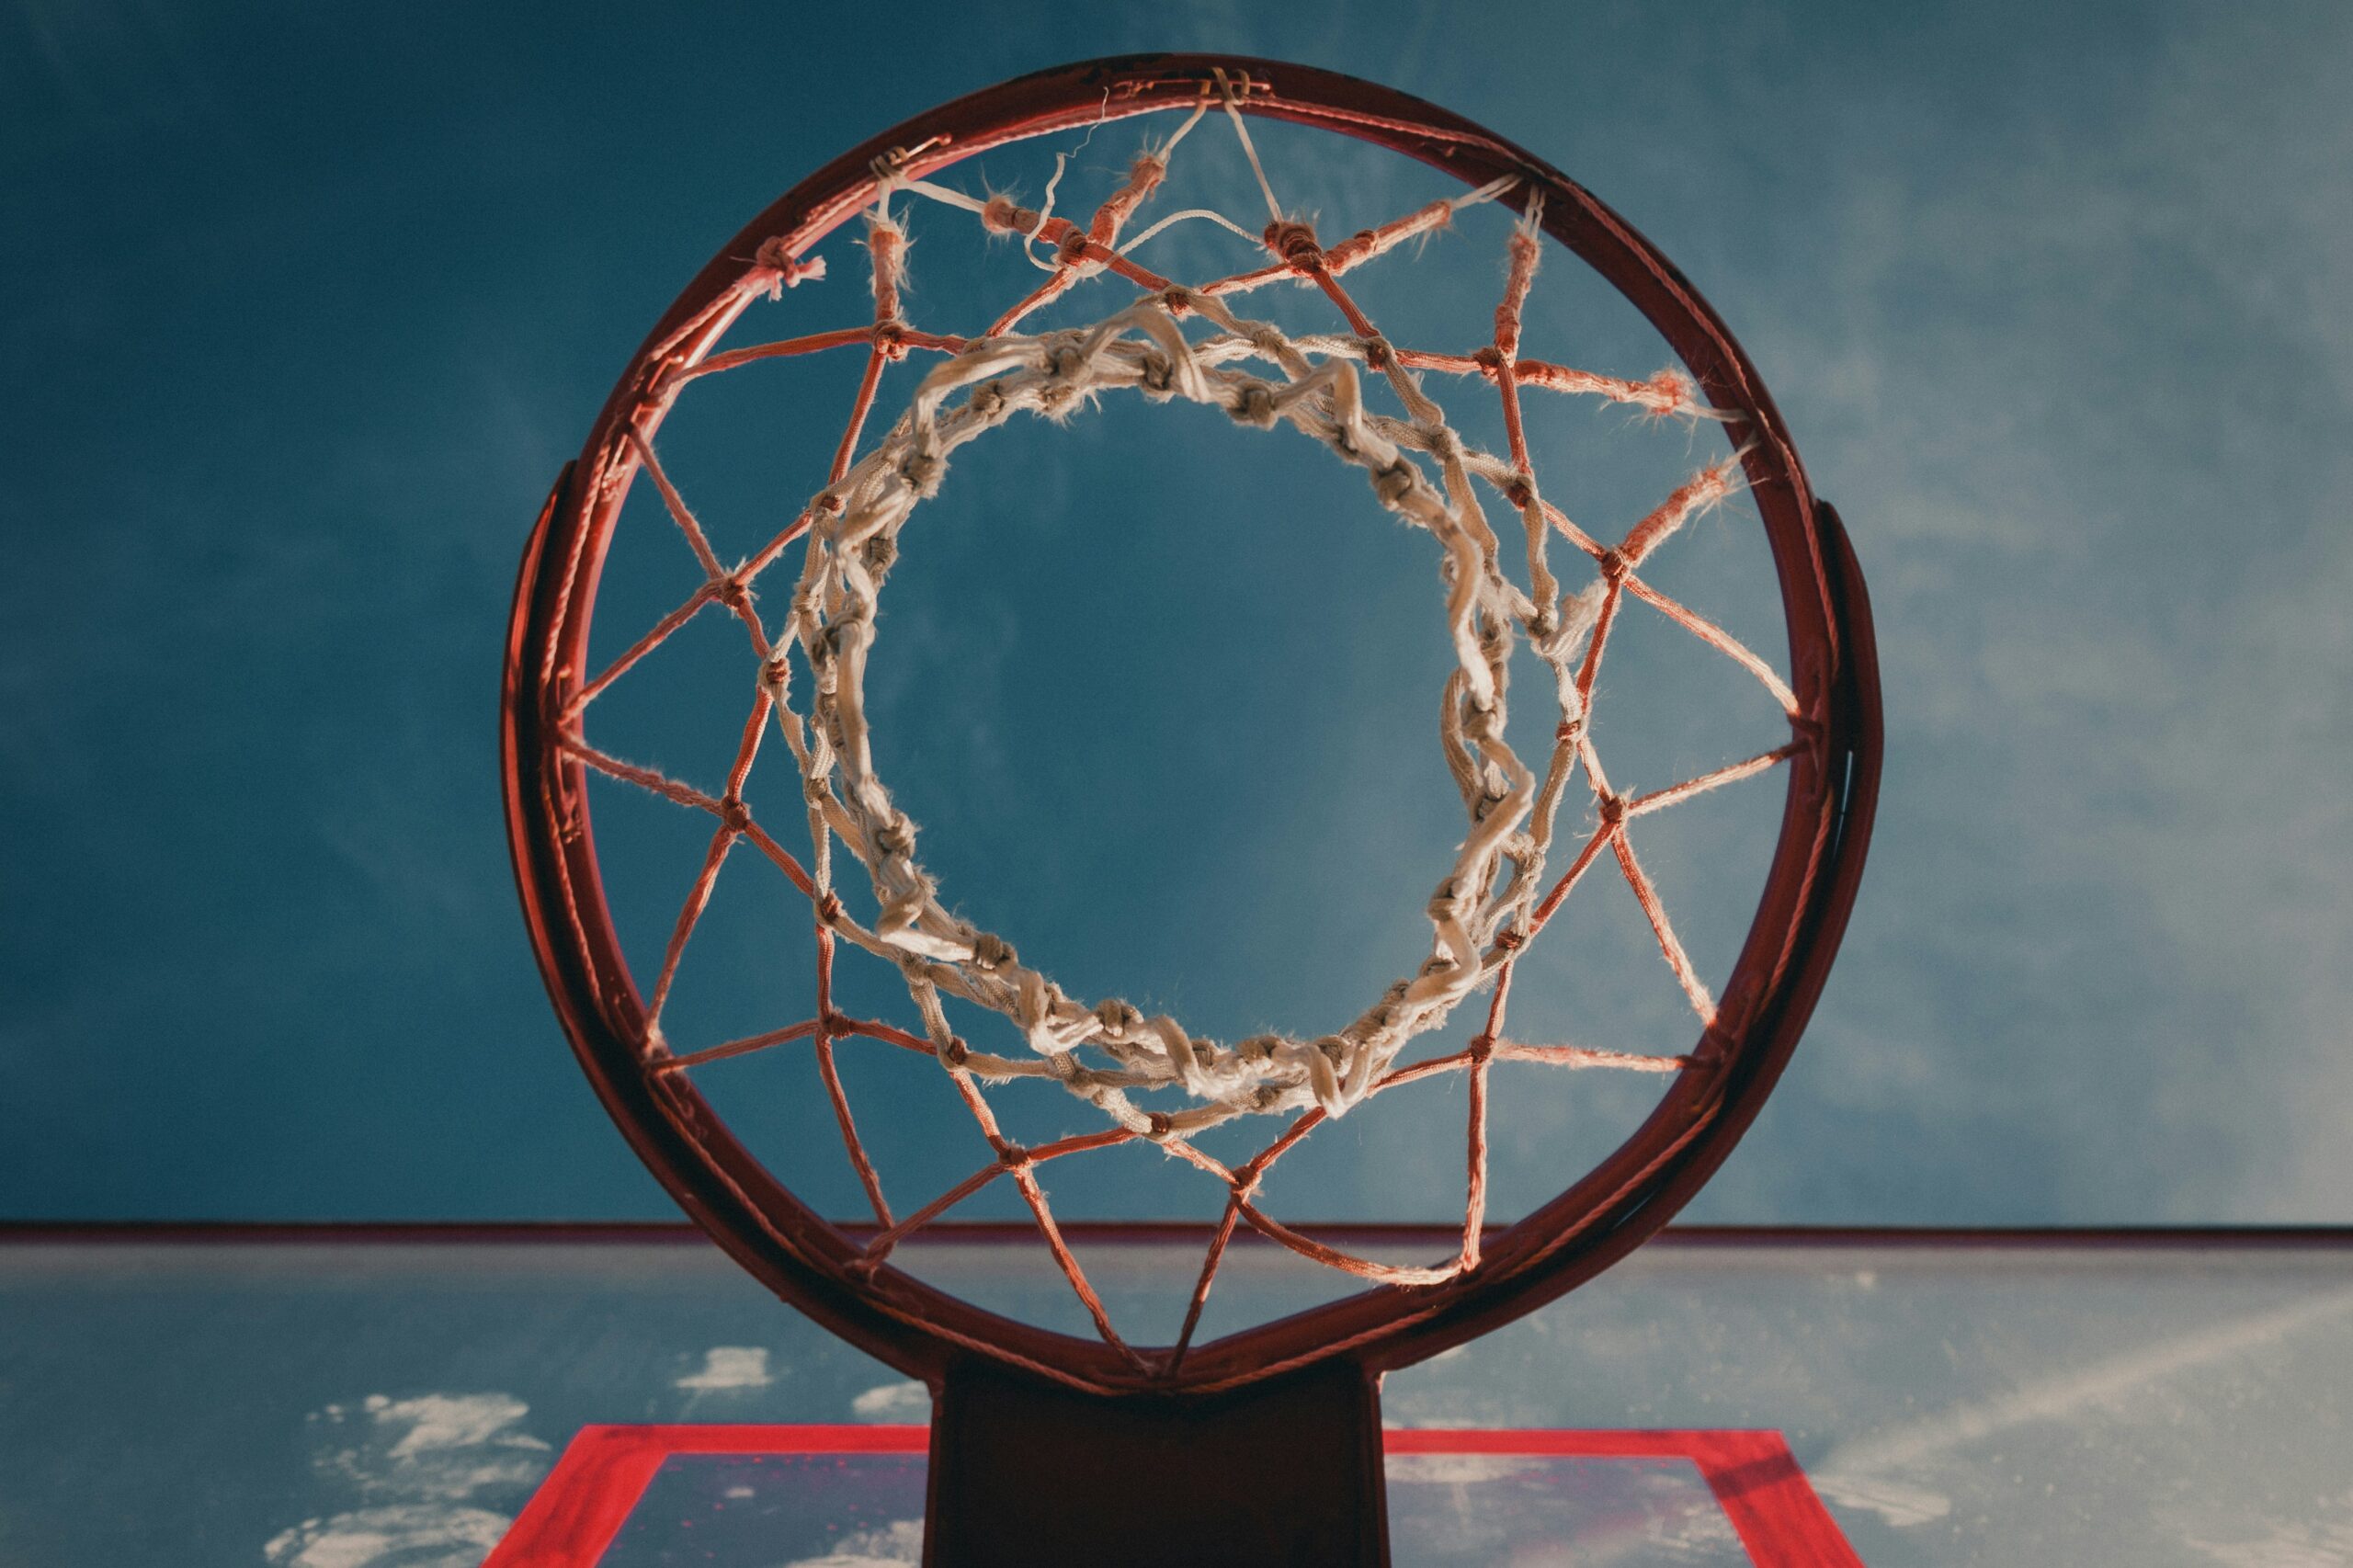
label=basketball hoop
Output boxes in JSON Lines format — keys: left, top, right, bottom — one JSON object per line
{"left": 503, "top": 53, "right": 1880, "bottom": 1565}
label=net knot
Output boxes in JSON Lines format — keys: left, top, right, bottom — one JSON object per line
{"left": 871, "top": 815, "right": 915, "bottom": 856}
{"left": 1045, "top": 342, "right": 1086, "bottom": 381}
{"left": 718, "top": 576, "right": 753, "bottom": 611}
{"left": 1472, "top": 344, "right": 1507, "bottom": 378}
{"left": 1054, "top": 227, "right": 1095, "bottom": 268}
{"left": 816, "top": 892, "right": 845, "bottom": 924}
{"left": 1493, "top": 925, "right": 1525, "bottom": 952}
{"left": 1161, "top": 286, "right": 1197, "bottom": 317}
{"left": 969, "top": 380, "right": 1008, "bottom": 418}
{"left": 1094, "top": 998, "right": 1143, "bottom": 1038}
{"left": 1264, "top": 219, "right": 1323, "bottom": 272}
{"left": 1555, "top": 717, "right": 1585, "bottom": 745}
{"left": 1468, "top": 1032, "right": 1496, "bottom": 1063}
{"left": 1137, "top": 350, "right": 1176, "bottom": 399}
{"left": 992, "top": 1137, "right": 1032, "bottom": 1169}
{"left": 1228, "top": 381, "right": 1279, "bottom": 429}
{"left": 753, "top": 236, "right": 825, "bottom": 295}
{"left": 760, "top": 653, "right": 792, "bottom": 690}
{"left": 940, "top": 1035, "right": 970, "bottom": 1067}
{"left": 980, "top": 195, "right": 1029, "bottom": 234}
{"left": 1644, "top": 367, "right": 1698, "bottom": 415}
{"left": 1145, "top": 1110, "right": 1175, "bottom": 1141}
{"left": 971, "top": 932, "right": 1017, "bottom": 971}
{"left": 1372, "top": 458, "right": 1418, "bottom": 507}
{"left": 862, "top": 534, "right": 898, "bottom": 571}
{"left": 871, "top": 321, "right": 911, "bottom": 360}
{"left": 897, "top": 449, "right": 943, "bottom": 497}
{"left": 1504, "top": 474, "right": 1536, "bottom": 510}
{"left": 720, "top": 797, "right": 752, "bottom": 833}
{"left": 1360, "top": 335, "right": 1393, "bottom": 371}
{"left": 1597, "top": 790, "right": 1630, "bottom": 827}
{"left": 1598, "top": 548, "right": 1631, "bottom": 583}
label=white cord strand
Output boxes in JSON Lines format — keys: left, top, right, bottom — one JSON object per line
{"left": 1120, "top": 207, "right": 1265, "bottom": 255}
{"left": 1213, "top": 68, "right": 1284, "bottom": 224}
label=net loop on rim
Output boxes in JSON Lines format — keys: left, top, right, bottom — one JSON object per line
{"left": 553, "top": 90, "right": 1824, "bottom": 1356}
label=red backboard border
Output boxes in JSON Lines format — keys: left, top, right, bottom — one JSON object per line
{"left": 484, "top": 1423, "right": 1863, "bottom": 1566}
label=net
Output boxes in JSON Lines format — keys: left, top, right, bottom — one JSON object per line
{"left": 551, "top": 74, "right": 1805, "bottom": 1369}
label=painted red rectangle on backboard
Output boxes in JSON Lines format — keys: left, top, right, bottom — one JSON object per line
{"left": 484, "top": 1423, "right": 1860, "bottom": 1566}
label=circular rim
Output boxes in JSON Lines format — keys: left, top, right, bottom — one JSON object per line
{"left": 502, "top": 52, "right": 1882, "bottom": 1396}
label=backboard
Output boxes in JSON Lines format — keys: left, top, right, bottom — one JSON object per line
{"left": 4, "top": 1226, "right": 2349, "bottom": 1565}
